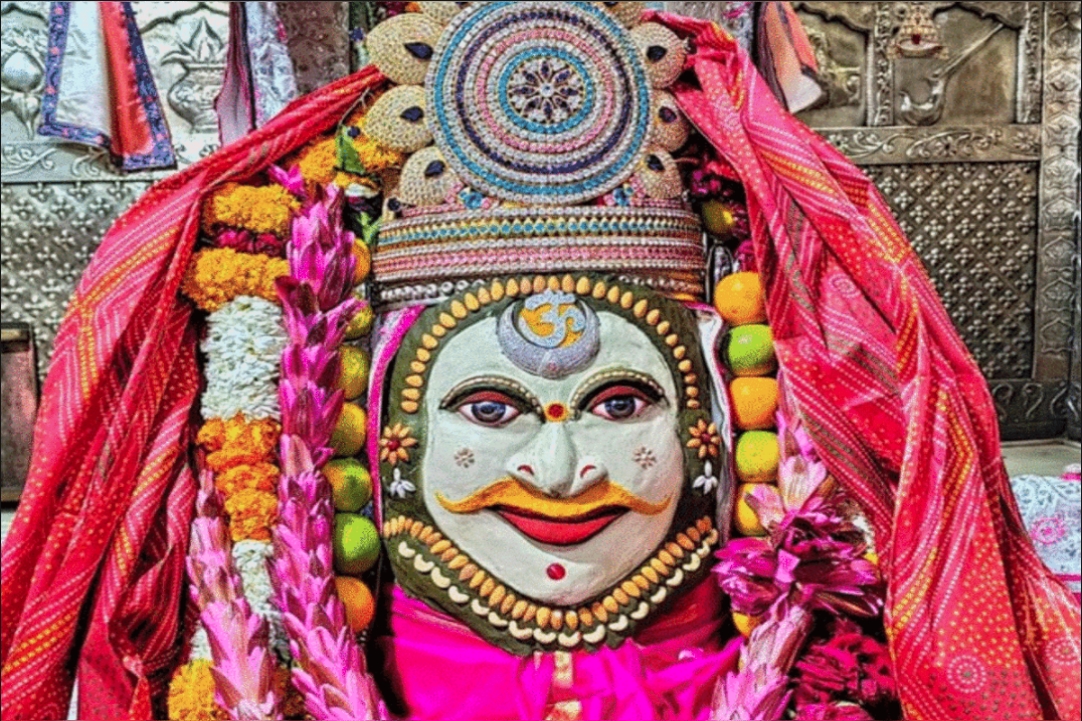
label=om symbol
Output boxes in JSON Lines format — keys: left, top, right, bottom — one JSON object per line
{"left": 497, "top": 289, "right": 601, "bottom": 380}
{"left": 517, "top": 291, "right": 586, "bottom": 349}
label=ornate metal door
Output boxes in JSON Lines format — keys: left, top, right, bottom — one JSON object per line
{"left": 669, "top": 1, "right": 1082, "bottom": 440}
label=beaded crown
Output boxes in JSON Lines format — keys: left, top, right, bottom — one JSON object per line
{"left": 361, "top": 1, "right": 704, "bottom": 306}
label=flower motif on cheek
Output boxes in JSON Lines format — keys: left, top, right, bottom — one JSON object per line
{"left": 389, "top": 468, "right": 417, "bottom": 499}
{"left": 380, "top": 423, "right": 417, "bottom": 465}
{"left": 687, "top": 419, "right": 721, "bottom": 460}
{"left": 454, "top": 448, "right": 475, "bottom": 468}
{"left": 693, "top": 460, "right": 719, "bottom": 495}
{"left": 633, "top": 446, "right": 657, "bottom": 469}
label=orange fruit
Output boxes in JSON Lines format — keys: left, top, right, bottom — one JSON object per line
{"left": 345, "top": 301, "right": 375, "bottom": 340}
{"left": 335, "top": 576, "right": 376, "bottom": 633}
{"left": 338, "top": 345, "right": 370, "bottom": 401}
{"left": 714, "top": 272, "right": 767, "bottom": 326}
{"left": 730, "top": 377, "right": 779, "bottom": 431}
{"left": 733, "top": 483, "right": 768, "bottom": 536}
{"left": 352, "top": 240, "right": 372, "bottom": 285}
{"left": 734, "top": 431, "right": 780, "bottom": 483}
{"left": 331, "top": 403, "right": 367, "bottom": 457}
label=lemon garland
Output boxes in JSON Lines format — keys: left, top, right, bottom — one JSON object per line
{"left": 713, "top": 269, "right": 780, "bottom": 638}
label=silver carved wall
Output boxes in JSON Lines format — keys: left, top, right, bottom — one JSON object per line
{"left": 0, "top": 1, "right": 350, "bottom": 383}
{"left": 668, "top": 1, "right": 1082, "bottom": 440}
{"left": 2, "top": 2, "right": 1080, "bottom": 440}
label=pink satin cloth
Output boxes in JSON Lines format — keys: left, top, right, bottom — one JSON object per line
{"left": 378, "top": 580, "right": 739, "bottom": 721}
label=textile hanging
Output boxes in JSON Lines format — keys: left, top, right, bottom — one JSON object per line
{"left": 38, "top": 1, "right": 176, "bottom": 171}
{"left": 216, "top": 1, "right": 297, "bottom": 146}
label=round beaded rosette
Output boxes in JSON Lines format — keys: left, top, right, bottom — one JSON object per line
{"left": 427, "top": 2, "right": 653, "bottom": 205}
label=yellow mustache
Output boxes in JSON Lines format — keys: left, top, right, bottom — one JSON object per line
{"left": 436, "top": 477, "right": 671, "bottom": 519}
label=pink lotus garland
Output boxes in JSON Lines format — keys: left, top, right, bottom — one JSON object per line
{"left": 269, "top": 183, "right": 386, "bottom": 720}
{"left": 188, "top": 469, "right": 282, "bottom": 720}
{"left": 710, "top": 414, "right": 884, "bottom": 720}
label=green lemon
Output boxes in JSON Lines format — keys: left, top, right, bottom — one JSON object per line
{"left": 701, "top": 199, "right": 736, "bottom": 237}
{"left": 345, "top": 302, "right": 375, "bottom": 340}
{"left": 333, "top": 513, "right": 381, "bottom": 576}
{"left": 324, "top": 458, "right": 373, "bottom": 512}
{"left": 724, "top": 324, "right": 776, "bottom": 377}
{"left": 338, "top": 346, "right": 371, "bottom": 401}
{"left": 734, "top": 430, "right": 780, "bottom": 484}
{"left": 330, "top": 403, "right": 367, "bottom": 457}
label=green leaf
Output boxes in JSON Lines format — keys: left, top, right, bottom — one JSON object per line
{"left": 336, "top": 127, "right": 367, "bottom": 175}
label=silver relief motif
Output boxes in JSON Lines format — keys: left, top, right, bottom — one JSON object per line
{"left": 497, "top": 290, "right": 602, "bottom": 380}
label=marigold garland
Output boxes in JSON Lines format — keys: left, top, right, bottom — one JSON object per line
{"left": 181, "top": 248, "right": 289, "bottom": 313}
{"left": 198, "top": 414, "right": 281, "bottom": 472}
{"left": 203, "top": 182, "right": 300, "bottom": 236}
{"left": 216, "top": 462, "right": 280, "bottom": 498}
{"left": 291, "top": 136, "right": 339, "bottom": 187}
{"left": 167, "top": 660, "right": 229, "bottom": 721}
{"left": 224, "top": 487, "right": 279, "bottom": 542}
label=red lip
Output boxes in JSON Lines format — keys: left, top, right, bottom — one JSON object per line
{"left": 494, "top": 506, "right": 626, "bottom": 546}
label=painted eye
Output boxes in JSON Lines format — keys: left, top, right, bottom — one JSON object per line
{"left": 455, "top": 391, "right": 522, "bottom": 427}
{"left": 588, "top": 385, "right": 652, "bottom": 421}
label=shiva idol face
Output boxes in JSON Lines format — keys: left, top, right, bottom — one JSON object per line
{"left": 421, "top": 296, "right": 684, "bottom": 606}
{"left": 380, "top": 279, "right": 720, "bottom": 653}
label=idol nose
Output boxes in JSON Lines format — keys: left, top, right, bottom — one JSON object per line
{"left": 506, "top": 421, "right": 606, "bottom": 498}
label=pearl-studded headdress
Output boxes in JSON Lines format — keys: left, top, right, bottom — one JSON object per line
{"left": 361, "top": 2, "right": 705, "bottom": 306}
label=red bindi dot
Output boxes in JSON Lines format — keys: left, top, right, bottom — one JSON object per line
{"left": 546, "top": 563, "right": 566, "bottom": 581}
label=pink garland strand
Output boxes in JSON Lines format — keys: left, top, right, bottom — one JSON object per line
{"left": 269, "top": 184, "right": 386, "bottom": 720}
{"left": 710, "top": 410, "right": 882, "bottom": 720}
{"left": 189, "top": 469, "right": 282, "bottom": 720}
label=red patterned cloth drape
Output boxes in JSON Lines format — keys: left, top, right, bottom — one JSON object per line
{"left": 659, "top": 12, "right": 1082, "bottom": 720}
{"left": 0, "top": 67, "right": 385, "bottom": 721}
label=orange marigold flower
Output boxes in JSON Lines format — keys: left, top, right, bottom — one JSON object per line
{"left": 180, "top": 247, "right": 289, "bottom": 312}
{"left": 274, "top": 665, "right": 307, "bottom": 719}
{"left": 167, "top": 660, "right": 228, "bottom": 721}
{"left": 224, "top": 487, "right": 278, "bottom": 542}
{"left": 199, "top": 414, "right": 281, "bottom": 472}
{"left": 196, "top": 417, "right": 228, "bottom": 452}
{"left": 216, "top": 462, "right": 279, "bottom": 498}
{"left": 290, "top": 136, "right": 339, "bottom": 188}
{"left": 202, "top": 182, "right": 300, "bottom": 237}
{"left": 352, "top": 133, "right": 404, "bottom": 175}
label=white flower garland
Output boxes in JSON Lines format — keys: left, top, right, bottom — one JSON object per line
{"left": 201, "top": 295, "right": 286, "bottom": 420}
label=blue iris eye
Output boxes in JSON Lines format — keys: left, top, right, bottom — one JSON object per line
{"left": 603, "top": 397, "right": 637, "bottom": 419}
{"left": 472, "top": 401, "right": 508, "bottom": 424}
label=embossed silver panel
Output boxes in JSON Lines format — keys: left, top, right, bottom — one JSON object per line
{"left": 865, "top": 162, "right": 1038, "bottom": 380}
{"left": 1, "top": 0, "right": 356, "bottom": 392}
{"left": 0, "top": 181, "right": 152, "bottom": 379}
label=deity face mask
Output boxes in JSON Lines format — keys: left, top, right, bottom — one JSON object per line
{"left": 381, "top": 276, "right": 722, "bottom": 654}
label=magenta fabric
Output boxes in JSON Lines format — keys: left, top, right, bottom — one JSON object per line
{"left": 378, "top": 581, "right": 739, "bottom": 721}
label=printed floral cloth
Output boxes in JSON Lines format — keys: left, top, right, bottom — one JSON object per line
{"left": 1011, "top": 474, "right": 1082, "bottom": 600}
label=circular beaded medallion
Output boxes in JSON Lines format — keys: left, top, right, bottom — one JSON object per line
{"left": 427, "top": 1, "right": 653, "bottom": 205}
